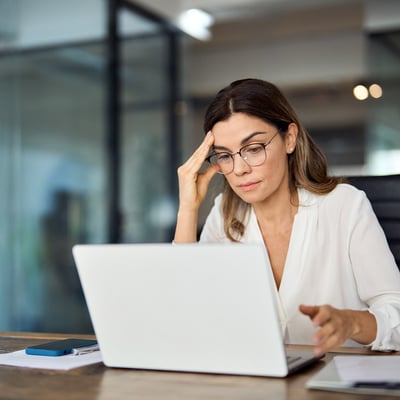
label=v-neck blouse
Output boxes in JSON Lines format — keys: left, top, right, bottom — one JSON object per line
{"left": 199, "top": 184, "right": 400, "bottom": 351}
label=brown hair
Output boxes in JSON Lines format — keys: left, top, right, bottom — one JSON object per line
{"left": 203, "top": 78, "right": 343, "bottom": 241}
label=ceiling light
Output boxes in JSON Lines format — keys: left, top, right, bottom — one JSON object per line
{"left": 353, "top": 84, "right": 369, "bottom": 101}
{"left": 369, "top": 83, "right": 383, "bottom": 99}
{"left": 177, "top": 8, "right": 214, "bottom": 41}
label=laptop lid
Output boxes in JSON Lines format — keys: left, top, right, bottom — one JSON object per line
{"left": 73, "top": 243, "right": 309, "bottom": 377}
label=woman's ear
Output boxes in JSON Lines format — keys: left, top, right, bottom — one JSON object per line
{"left": 285, "top": 123, "right": 298, "bottom": 154}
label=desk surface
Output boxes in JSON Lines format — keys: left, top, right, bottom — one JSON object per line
{"left": 0, "top": 332, "right": 399, "bottom": 400}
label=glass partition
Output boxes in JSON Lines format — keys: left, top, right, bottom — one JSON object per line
{"left": 119, "top": 7, "right": 181, "bottom": 243}
{"left": 366, "top": 30, "right": 400, "bottom": 174}
{"left": 0, "top": 0, "right": 108, "bottom": 333}
{"left": 0, "top": 44, "right": 108, "bottom": 332}
{"left": 0, "top": 0, "right": 181, "bottom": 333}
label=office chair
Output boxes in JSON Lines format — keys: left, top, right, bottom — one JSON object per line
{"left": 347, "top": 175, "right": 400, "bottom": 270}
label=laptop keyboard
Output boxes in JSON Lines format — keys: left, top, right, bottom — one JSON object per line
{"left": 285, "top": 351, "right": 321, "bottom": 374}
{"left": 287, "top": 355, "right": 302, "bottom": 366}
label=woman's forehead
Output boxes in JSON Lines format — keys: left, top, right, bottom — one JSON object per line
{"left": 212, "top": 114, "right": 275, "bottom": 145}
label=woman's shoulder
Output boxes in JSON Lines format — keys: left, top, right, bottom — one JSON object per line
{"left": 329, "top": 182, "right": 366, "bottom": 199}
{"left": 199, "top": 193, "right": 227, "bottom": 242}
{"left": 213, "top": 192, "right": 223, "bottom": 204}
{"left": 205, "top": 192, "right": 224, "bottom": 221}
{"left": 299, "top": 183, "right": 368, "bottom": 210}
{"left": 301, "top": 182, "right": 364, "bottom": 198}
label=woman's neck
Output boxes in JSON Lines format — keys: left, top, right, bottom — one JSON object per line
{"left": 253, "top": 187, "right": 299, "bottom": 227}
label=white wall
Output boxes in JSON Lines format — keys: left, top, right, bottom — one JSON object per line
{"left": 187, "top": 31, "right": 366, "bottom": 96}
{"left": 365, "top": 0, "right": 400, "bottom": 32}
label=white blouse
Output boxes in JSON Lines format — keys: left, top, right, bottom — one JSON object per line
{"left": 200, "top": 184, "right": 400, "bottom": 351}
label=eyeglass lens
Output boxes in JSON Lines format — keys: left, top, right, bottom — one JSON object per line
{"left": 209, "top": 143, "right": 266, "bottom": 174}
{"left": 207, "top": 131, "right": 280, "bottom": 175}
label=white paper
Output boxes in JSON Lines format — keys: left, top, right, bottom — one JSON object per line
{"left": 0, "top": 349, "right": 103, "bottom": 370}
{"left": 334, "top": 355, "right": 400, "bottom": 383}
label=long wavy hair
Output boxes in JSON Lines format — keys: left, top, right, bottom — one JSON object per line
{"left": 203, "top": 78, "right": 343, "bottom": 241}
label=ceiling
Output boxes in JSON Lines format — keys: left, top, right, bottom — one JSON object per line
{"left": 177, "top": 0, "right": 355, "bottom": 22}
{"left": 132, "top": 0, "right": 355, "bottom": 23}
{"left": 129, "top": 0, "right": 400, "bottom": 122}
{"left": 130, "top": 0, "right": 399, "bottom": 30}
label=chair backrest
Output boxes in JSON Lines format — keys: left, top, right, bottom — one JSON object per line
{"left": 347, "top": 175, "right": 400, "bottom": 270}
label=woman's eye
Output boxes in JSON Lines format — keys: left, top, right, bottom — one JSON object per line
{"left": 216, "top": 153, "right": 231, "bottom": 162}
{"left": 245, "top": 145, "right": 263, "bottom": 155}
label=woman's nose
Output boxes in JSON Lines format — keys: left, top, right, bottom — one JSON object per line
{"left": 232, "top": 153, "right": 251, "bottom": 175}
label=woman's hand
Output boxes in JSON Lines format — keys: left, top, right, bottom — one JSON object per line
{"left": 174, "top": 131, "right": 218, "bottom": 243}
{"left": 299, "top": 304, "right": 377, "bottom": 357}
{"left": 177, "top": 131, "right": 218, "bottom": 212}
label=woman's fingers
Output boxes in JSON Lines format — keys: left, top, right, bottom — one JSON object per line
{"left": 183, "top": 131, "right": 214, "bottom": 172}
{"left": 300, "top": 304, "right": 356, "bottom": 357}
{"left": 177, "top": 131, "right": 216, "bottom": 209}
{"left": 178, "top": 132, "right": 214, "bottom": 178}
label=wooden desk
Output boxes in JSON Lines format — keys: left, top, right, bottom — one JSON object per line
{"left": 0, "top": 332, "right": 398, "bottom": 400}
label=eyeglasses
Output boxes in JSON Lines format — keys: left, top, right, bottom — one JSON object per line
{"left": 206, "top": 132, "right": 280, "bottom": 175}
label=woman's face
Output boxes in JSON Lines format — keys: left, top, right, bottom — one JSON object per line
{"left": 211, "top": 112, "right": 297, "bottom": 205}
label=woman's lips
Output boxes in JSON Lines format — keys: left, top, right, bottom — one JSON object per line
{"left": 238, "top": 181, "right": 260, "bottom": 192}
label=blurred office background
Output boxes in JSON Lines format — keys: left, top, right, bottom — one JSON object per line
{"left": 0, "top": 0, "right": 399, "bottom": 333}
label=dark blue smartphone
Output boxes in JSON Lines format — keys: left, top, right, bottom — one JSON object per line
{"left": 25, "top": 338, "right": 98, "bottom": 356}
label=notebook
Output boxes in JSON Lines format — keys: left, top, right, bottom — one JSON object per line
{"left": 306, "top": 355, "right": 400, "bottom": 395}
{"left": 73, "top": 243, "right": 320, "bottom": 377}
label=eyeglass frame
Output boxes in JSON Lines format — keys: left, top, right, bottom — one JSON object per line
{"left": 206, "top": 130, "right": 281, "bottom": 175}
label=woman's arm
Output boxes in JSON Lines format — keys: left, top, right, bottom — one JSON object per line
{"left": 174, "top": 131, "right": 217, "bottom": 243}
{"left": 347, "top": 188, "right": 400, "bottom": 350}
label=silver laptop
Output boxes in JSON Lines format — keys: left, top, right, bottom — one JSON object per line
{"left": 73, "top": 243, "right": 320, "bottom": 377}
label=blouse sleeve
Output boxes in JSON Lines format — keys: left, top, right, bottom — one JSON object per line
{"left": 347, "top": 187, "right": 400, "bottom": 351}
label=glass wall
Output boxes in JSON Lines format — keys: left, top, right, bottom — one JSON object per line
{"left": 120, "top": 30, "right": 179, "bottom": 243}
{"left": 0, "top": 43, "right": 108, "bottom": 332}
{"left": 367, "top": 30, "right": 400, "bottom": 174}
{"left": 0, "top": 0, "right": 181, "bottom": 333}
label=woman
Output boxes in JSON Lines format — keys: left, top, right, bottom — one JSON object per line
{"left": 174, "top": 78, "right": 400, "bottom": 356}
